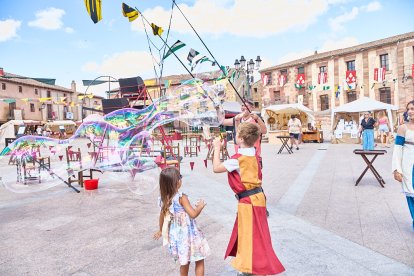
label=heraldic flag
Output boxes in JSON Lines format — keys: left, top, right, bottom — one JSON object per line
{"left": 122, "top": 3, "right": 139, "bottom": 22}
{"left": 84, "top": 0, "right": 102, "bottom": 24}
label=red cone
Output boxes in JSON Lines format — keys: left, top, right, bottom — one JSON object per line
{"left": 58, "top": 155, "right": 63, "bottom": 161}
{"left": 190, "top": 161, "right": 195, "bottom": 171}
{"left": 204, "top": 159, "right": 207, "bottom": 168}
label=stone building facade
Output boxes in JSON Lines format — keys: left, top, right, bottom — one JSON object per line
{"left": 0, "top": 68, "right": 103, "bottom": 124}
{"left": 260, "top": 32, "right": 414, "bottom": 115}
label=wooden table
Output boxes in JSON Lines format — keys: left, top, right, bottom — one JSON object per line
{"left": 353, "top": 149, "right": 386, "bottom": 187}
{"left": 276, "top": 135, "right": 293, "bottom": 154}
{"left": 302, "top": 130, "right": 324, "bottom": 143}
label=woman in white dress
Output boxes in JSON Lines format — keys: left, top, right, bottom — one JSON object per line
{"left": 392, "top": 100, "right": 414, "bottom": 230}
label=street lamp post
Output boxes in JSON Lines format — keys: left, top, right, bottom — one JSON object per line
{"left": 234, "top": 55, "right": 262, "bottom": 99}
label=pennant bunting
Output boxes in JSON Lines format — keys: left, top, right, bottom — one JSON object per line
{"left": 323, "top": 85, "right": 330, "bottom": 90}
{"left": 39, "top": 97, "right": 52, "bottom": 103}
{"left": 335, "top": 85, "right": 342, "bottom": 98}
{"left": 150, "top": 23, "right": 164, "bottom": 36}
{"left": 82, "top": 79, "right": 109, "bottom": 86}
{"left": 122, "top": 3, "right": 139, "bottom": 22}
{"left": 374, "top": 67, "right": 386, "bottom": 82}
{"left": 294, "top": 83, "right": 303, "bottom": 90}
{"left": 308, "top": 85, "right": 316, "bottom": 91}
{"left": 164, "top": 80, "right": 171, "bottom": 89}
{"left": 187, "top": 49, "right": 199, "bottom": 65}
{"left": 84, "top": 0, "right": 102, "bottom": 24}
{"left": 163, "top": 40, "right": 186, "bottom": 60}
{"left": 1, "top": 99, "right": 16, "bottom": 103}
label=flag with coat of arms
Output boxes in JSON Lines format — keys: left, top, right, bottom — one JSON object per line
{"left": 296, "top": 73, "right": 305, "bottom": 88}
{"left": 346, "top": 70, "right": 356, "bottom": 84}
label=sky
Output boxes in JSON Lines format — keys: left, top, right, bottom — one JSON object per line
{"left": 0, "top": 0, "right": 413, "bottom": 97}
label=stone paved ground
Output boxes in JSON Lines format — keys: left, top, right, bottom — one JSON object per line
{"left": 0, "top": 141, "right": 413, "bottom": 275}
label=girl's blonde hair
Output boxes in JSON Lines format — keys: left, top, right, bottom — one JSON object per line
{"left": 159, "top": 167, "right": 181, "bottom": 216}
{"left": 377, "top": 110, "right": 385, "bottom": 118}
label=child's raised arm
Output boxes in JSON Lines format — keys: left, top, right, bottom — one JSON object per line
{"left": 212, "top": 137, "right": 227, "bottom": 173}
{"left": 179, "top": 194, "right": 206, "bottom": 219}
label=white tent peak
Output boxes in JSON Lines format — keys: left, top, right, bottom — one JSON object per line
{"left": 332, "top": 97, "right": 397, "bottom": 113}
{"left": 331, "top": 97, "right": 398, "bottom": 134}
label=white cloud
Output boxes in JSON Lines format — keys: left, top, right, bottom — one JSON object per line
{"left": 81, "top": 51, "right": 155, "bottom": 79}
{"left": 28, "top": 7, "right": 65, "bottom": 30}
{"left": 329, "top": 7, "right": 359, "bottom": 31}
{"left": 278, "top": 49, "right": 315, "bottom": 64}
{"left": 329, "top": 1, "right": 382, "bottom": 32}
{"left": 319, "top": 36, "right": 358, "bottom": 52}
{"left": 361, "top": 1, "right": 382, "bottom": 12}
{"left": 0, "top": 19, "right": 21, "bottom": 42}
{"left": 65, "top": 27, "right": 74, "bottom": 33}
{"left": 277, "top": 36, "right": 358, "bottom": 64}
{"left": 132, "top": 0, "right": 330, "bottom": 38}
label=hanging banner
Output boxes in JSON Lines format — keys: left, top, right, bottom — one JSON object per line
{"left": 374, "top": 67, "right": 386, "bottom": 82}
{"left": 278, "top": 74, "right": 286, "bottom": 87}
{"left": 318, "top": 72, "right": 327, "bottom": 84}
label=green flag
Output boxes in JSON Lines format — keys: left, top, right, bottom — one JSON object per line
{"left": 163, "top": 40, "right": 186, "bottom": 60}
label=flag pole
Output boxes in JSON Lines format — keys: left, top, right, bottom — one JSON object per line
{"left": 171, "top": 0, "right": 251, "bottom": 113}
{"left": 135, "top": 7, "right": 215, "bottom": 104}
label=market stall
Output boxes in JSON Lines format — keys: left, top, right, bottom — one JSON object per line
{"left": 0, "top": 120, "right": 42, "bottom": 146}
{"left": 44, "top": 120, "right": 77, "bottom": 137}
{"left": 262, "top": 103, "right": 316, "bottom": 144}
{"left": 330, "top": 97, "right": 398, "bottom": 144}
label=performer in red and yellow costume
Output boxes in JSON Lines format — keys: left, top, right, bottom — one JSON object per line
{"left": 213, "top": 122, "right": 285, "bottom": 275}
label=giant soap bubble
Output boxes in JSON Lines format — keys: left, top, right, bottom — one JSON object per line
{"left": 0, "top": 78, "right": 225, "bottom": 194}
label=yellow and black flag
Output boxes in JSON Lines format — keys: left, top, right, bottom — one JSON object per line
{"left": 122, "top": 3, "right": 139, "bottom": 22}
{"left": 84, "top": 0, "right": 102, "bottom": 24}
{"left": 151, "top": 23, "right": 164, "bottom": 36}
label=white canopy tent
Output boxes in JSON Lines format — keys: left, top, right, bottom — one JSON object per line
{"left": 330, "top": 97, "right": 398, "bottom": 134}
{"left": 0, "top": 120, "right": 41, "bottom": 145}
{"left": 262, "top": 103, "right": 315, "bottom": 130}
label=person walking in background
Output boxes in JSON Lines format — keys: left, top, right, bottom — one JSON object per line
{"left": 154, "top": 168, "right": 210, "bottom": 276}
{"left": 392, "top": 100, "right": 414, "bottom": 230}
{"left": 288, "top": 114, "right": 302, "bottom": 150}
{"left": 377, "top": 111, "right": 391, "bottom": 148}
{"left": 212, "top": 122, "right": 285, "bottom": 275}
{"left": 359, "top": 111, "right": 376, "bottom": 150}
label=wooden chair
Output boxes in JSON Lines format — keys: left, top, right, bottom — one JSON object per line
{"left": 16, "top": 155, "right": 41, "bottom": 184}
{"left": 35, "top": 146, "right": 51, "bottom": 170}
{"left": 66, "top": 147, "right": 82, "bottom": 167}
{"left": 159, "top": 143, "right": 181, "bottom": 172}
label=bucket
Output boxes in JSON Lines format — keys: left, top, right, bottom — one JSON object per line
{"left": 84, "top": 179, "right": 99, "bottom": 190}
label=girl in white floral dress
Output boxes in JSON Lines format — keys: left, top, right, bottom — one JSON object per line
{"left": 154, "top": 167, "right": 210, "bottom": 276}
